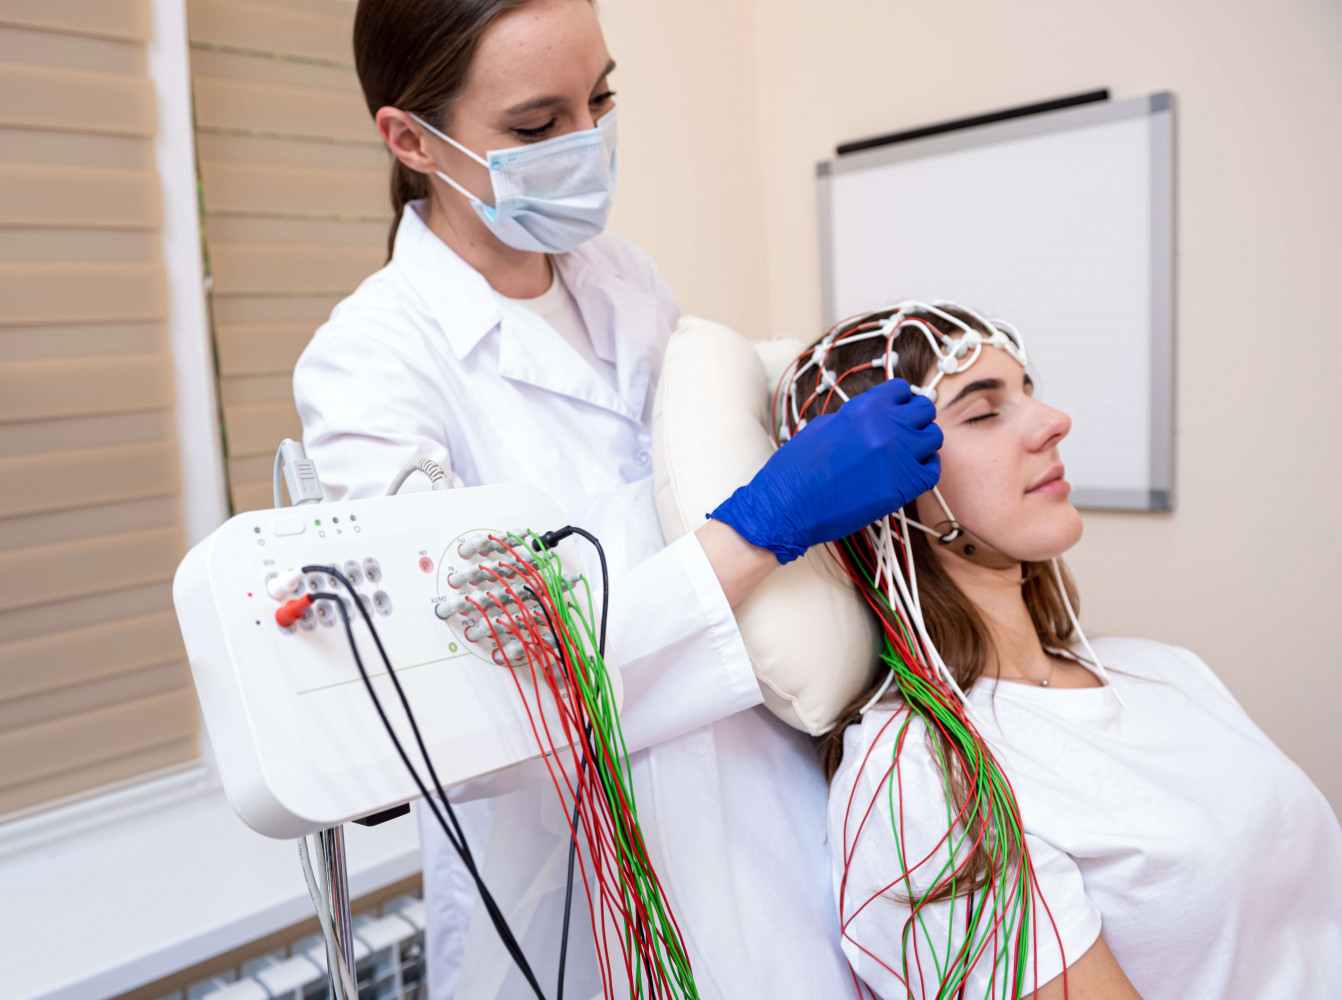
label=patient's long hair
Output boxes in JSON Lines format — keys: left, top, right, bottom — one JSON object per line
{"left": 807, "top": 304, "right": 1081, "bottom": 901}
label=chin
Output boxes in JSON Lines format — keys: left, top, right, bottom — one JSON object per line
{"left": 993, "top": 504, "right": 1084, "bottom": 563}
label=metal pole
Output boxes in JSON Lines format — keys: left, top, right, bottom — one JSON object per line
{"left": 319, "top": 825, "right": 356, "bottom": 997}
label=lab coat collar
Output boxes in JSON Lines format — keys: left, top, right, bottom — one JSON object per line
{"left": 392, "top": 202, "right": 501, "bottom": 360}
{"left": 552, "top": 249, "right": 658, "bottom": 420}
{"left": 391, "top": 200, "right": 658, "bottom": 421}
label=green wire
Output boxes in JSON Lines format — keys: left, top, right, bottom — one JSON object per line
{"left": 838, "top": 538, "right": 1038, "bottom": 1000}
{"left": 516, "top": 532, "right": 699, "bottom": 999}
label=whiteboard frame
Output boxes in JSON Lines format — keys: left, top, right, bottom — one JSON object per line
{"left": 817, "top": 93, "right": 1176, "bottom": 511}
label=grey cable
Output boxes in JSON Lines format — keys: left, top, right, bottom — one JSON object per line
{"left": 385, "top": 457, "right": 451, "bottom": 496}
{"left": 297, "top": 835, "right": 359, "bottom": 1000}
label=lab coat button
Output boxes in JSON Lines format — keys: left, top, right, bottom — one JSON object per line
{"left": 638, "top": 451, "right": 651, "bottom": 466}
{"left": 270, "top": 515, "right": 305, "bottom": 536}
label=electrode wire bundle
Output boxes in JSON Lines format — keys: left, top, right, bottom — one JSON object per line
{"left": 459, "top": 529, "right": 699, "bottom": 1000}
{"left": 826, "top": 524, "right": 1069, "bottom": 1000}
{"left": 532, "top": 526, "right": 608, "bottom": 1000}
{"left": 308, "top": 537, "right": 696, "bottom": 1000}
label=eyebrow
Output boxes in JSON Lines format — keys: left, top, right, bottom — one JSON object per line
{"left": 943, "top": 372, "right": 1033, "bottom": 408}
{"left": 944, "top": 377, "right": 1003, "bottom": 409}
{"left": 503, "top": 60, "right": 617, "bottom": 116}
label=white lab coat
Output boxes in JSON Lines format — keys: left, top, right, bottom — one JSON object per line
{"left": 294, "top": 201, "right": 852, "bottom": 999}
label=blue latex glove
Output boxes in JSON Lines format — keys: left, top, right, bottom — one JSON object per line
{"left": 710, "top": 378, "right": 942, "bottom": 563}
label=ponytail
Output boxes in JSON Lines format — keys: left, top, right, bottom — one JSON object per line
{"left": 388, "top": 159, "right": 430, "bottom": 260}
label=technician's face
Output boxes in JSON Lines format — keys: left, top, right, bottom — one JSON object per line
{"left": 432, "top": 0, "right": 616, "bottom": 202}
{"left": 913, "top": 347, "right": 1083, "bottom": 563}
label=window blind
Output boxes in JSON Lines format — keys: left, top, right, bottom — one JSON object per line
{"left": 188, "top": 0, "right": 389, "bottom": 512}
{"left": 0, "top": 0, "right": 197, "bottom": 816}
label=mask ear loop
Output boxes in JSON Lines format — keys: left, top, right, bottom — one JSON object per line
{"left": 407, "top": 112, "right": 489, "bottom": 167}
{"left": 407, "top": 112, "right": 494, "bottom": 211}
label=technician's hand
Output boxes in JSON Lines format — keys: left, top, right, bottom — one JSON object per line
{"left": 709, "top": 379, "right": 942, "bottom": 564}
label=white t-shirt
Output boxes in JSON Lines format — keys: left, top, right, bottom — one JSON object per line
{"left": 829, "top": 636, "right": 1342, "bottom": 1000}
{"left": 507, "top": 262, "right": 619, "bottom": 389}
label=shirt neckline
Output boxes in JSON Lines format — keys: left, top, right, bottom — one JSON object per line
{"left": 503, "top": 261, "right": 562, "bottom": 310}
{"left": 968, "top": 644, "right": 1122, "bottom": 717}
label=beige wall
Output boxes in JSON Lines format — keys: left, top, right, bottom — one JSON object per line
{"left": 600, "top": 0, "right": 768, "bottom": 337}
{"left": 602, "top": 0, "right": 1342, "bottom": 812}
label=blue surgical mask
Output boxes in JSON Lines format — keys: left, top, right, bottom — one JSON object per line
{"left": 409, "top": 108, "right": 618, "bottom": 254}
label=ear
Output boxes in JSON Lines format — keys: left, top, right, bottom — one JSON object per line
{"left": 375, "top": 107, "right": 437, "bottom": 176}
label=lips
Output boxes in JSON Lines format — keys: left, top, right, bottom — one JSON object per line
{"left": 1027, "top": 465, "right": 1069, "bottom": 495}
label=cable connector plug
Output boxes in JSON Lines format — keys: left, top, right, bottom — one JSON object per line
{"left": 274, "top": 438, "right": 324, "bottom": 507}
{"left": 266, "top": 567, "right": 306, "bottom": 601}
{"left": 275, "top": 593, "right": 315, "bottom": 627}
{"left": 535, "top": 527, "right": 576, "bottom": 551}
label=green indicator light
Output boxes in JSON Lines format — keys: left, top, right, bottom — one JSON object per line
{"left": 253, "top": 526, "right": 261, "bottom": 534}
{"left": 314, "top": 519, "right": 322, "bottom": 526}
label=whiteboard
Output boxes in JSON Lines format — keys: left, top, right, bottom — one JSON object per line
{"left": 818, "top": 93, "right": 1175, "bottom": 510}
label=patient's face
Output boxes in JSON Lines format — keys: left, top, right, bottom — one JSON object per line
{"left": 913, "top": 347, "right": 1083, "bottom": 562}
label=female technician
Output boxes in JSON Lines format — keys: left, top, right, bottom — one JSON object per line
{"left": 293, "top": 1, "right": 942, "bottom": 997}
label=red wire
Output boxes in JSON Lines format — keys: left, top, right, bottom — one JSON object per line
{"left": 484, "top": 538, "right": 700, "bottom": 995}
{"left": 827, "top": 526, "right": 1069, "bottom": 1000}
{"left": 472, "top": 554, "right": 643, "bottom": 993}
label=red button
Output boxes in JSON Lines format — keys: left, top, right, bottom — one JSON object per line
{"left": 419, "top": 556, "right": 433, "bottom": 573}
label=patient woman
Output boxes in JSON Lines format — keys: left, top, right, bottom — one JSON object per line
{"left": 793, "top": 303, "right": 1342, "bottom": 1000}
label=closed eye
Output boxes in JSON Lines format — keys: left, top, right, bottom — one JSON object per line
{"left": 512, "top": 119, "right": 557, "bottom": 140}
{"left": 965, "top": 412, "right": 998, "bottom": 424}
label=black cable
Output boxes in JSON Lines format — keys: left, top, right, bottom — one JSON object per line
{"left": 306, "top": 574, "right": 548, "bottom": 1000}
{"left": 523, "top": 587, "right": 603, "bottom": 1000}
{"left": 536, "top": 526, "right": 609, "bottom": 655}
{"left": 314, "top": 584, "right": 542, "bottom": 996}
{"left": 306, "top": 570, "right": 481, "bottom": 864}
{"left": 532, "top": 527, "right": 608, "bottom": 1000}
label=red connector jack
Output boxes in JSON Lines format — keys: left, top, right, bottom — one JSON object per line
{"left": 276, "top": 593, "right": 315, "bottom": 627}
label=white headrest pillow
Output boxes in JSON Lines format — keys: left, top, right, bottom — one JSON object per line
{"left": 651, "top": 315, "right": 880, "bottom": 735}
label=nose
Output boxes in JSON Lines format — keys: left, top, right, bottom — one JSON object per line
{"left": 1027, "top": 399, "right": 1071, "bottom": 453}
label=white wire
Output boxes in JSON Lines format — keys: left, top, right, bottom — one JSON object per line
{"left": 1049, "top": 558, "right": 1128, "bottom": 708}
{"left": 857, "top": 511, "right": 984, "bottom": 721}
{"left": 857, "top": 520, "right": 897, "bottom": 714}
{"left": 782, "top": 299, "right": 1037, "bottom": 441}
{"left": 884, "top": 514, "right": 982, "bottom": 721}
{"left": 897, "top": 510, "right": 921, "bottom": 621}
{"left": 859, "top": 659, "right": 896, "bottom": 713}
{"left": 273, "top": 447, "right": 285, "bottom": 508}
{"left": 297, "top": 836, "right": 360, "bottom": 1000}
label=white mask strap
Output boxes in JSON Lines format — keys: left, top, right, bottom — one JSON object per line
{"left": 407, "top": 112, "right": 493, "bottom": 209}
{"left": 407, "top": 112, "right": 489, "bottom": 168}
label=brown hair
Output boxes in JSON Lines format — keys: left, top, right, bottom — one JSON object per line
{"left": 807, "top": 304, "right": 1081, "bottom": 899}
{"left": 353, "top": 0, "right": 546, "bottom": 257}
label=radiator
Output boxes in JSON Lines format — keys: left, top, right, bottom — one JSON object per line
{"left": 177, "top": 896, "right": 426, "bottom": 1000}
